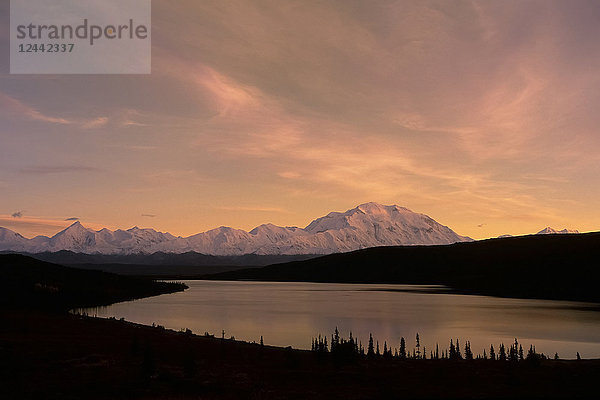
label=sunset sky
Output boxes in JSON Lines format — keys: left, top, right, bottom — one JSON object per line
{"left": 1, "top": 0, "right": 600, "bottom": 239}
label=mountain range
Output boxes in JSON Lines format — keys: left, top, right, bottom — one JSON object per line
{"left": 0, "top": 203, "right": 471, "bottom": 256}
{"left": 536, "top": 227, "right": 579, "bottom": 235}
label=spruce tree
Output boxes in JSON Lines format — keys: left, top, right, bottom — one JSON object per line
{"left": 333, "top": 327, "right": 340, "bottom": 352}
{"left": 456, "top": 339, "right": 462, "bottom": 359}
{"left": 527, "top": 344, "right": 535, "bottom": 360}
{"left": 399, "top": 337, "right": 406, "bottom": 359}
{"left": 490, "top": 344, "right": 495, "bottom": 361}
{"left": 519, "top": 344, "right": 524, "bottom": 361}
{"left": 465, "top": 341, "right": 473, "bottom": 360}
{"left": 499, "top": 344, "right": 506, "bottom": 361}
{"left": 368, "top": 334, "right": 374, "bottom": 357}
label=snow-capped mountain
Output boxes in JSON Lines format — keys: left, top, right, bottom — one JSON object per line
{"left": 537, "top": 227, "right": 579, "bottom": 235}
{"left": 0, "top": 203, "right": 471, "bottom": 255}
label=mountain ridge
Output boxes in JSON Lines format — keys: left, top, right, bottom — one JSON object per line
{"left": 0, "top": 202, "right": 470, "bottom": 255}
{"left": 536, "top": 227, "right": 579, "bottom": 235}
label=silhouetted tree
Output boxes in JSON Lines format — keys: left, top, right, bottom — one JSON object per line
{"left": 456, "top": 339, "right": 462, "bottom": 359}
{"left": 577, "top": 352, "right": 581, "bottom": 360}
{"left": 465, "top": 341, "right": 473, "bottom": 360}
{"left": 330, "top": 327, "right": 341, "bottom": 353}
{"left": 508, "top": 339, "right": 519, "bottom": 362}
{"left": 499, "top": 344, "right": 506, "bottom": 361}
{"left": 260, "top": 336, "right": 264, "bottom": 347}
{"left": 519, "top": 344, "right": 524, "bottom": 361}
{"left": 526, "top": 345, "right": 540, "bottom": 365}
{"left": 490, "top": 344, "right": 496, "bottom": 361}
{"left": 527, "top": 345, "right": 535, "bottom": 359}
{"left": 368, "top": 334, "right": 374, "bottom": 357}
{"left": 415, "top": 333, "right": 421, "bottom": 359}
{"left": 399, "top": 337, "right": 406, "bottom": 359}
{"left": 449, "top": 339, "right": 456, "bottom": 360}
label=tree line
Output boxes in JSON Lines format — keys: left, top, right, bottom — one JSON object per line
{"left": 312, "top": 328, "right": 564, "bottom": 363}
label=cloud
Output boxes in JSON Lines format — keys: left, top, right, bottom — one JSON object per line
{"left": 0, "top": 92, "right": 73, "bottom": 124}
{"left": 0, "top": 92, "right": 110, "bottom": 129}
{"left": 477, "top": 223, "right": 487, "bottom": 228}
{"left": 81, "top": 117, "right": 108, "bottom": 129}
{"left": 141, "top": 214, "right": 156, "bottom": 218}
{"left": 278, "top": 171, "right": 301, "bottom": 179}
{"left": 19, "top": 165, "right": 99, "bottom": 175}
{"left": 64, "top": 217, "right": 80, "bottom": 221}
{"left": 11, "top": 211, "right": 23, "bottom": 218}
{"left": 216, "top": 206, "right": 290, "bottom": 214}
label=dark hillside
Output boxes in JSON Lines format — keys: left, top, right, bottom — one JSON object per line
{"left": 0, "top": 254, "right": 187, "bottom": 310}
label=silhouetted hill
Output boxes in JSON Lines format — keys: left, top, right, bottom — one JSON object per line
{"left": 0, "top": 250, "right": 317, "bottom": 267}
{"left": 0, "top": 254, "right": 187, "bottom": 310}
{"left": 205, "top": 232, "right": 600, "bottom": 303}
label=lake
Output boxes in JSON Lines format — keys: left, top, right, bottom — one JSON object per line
{"left": 76, "top": 280, "right": 600, "bottom": 359}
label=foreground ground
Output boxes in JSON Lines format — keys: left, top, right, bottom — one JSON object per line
{"left": 1, "top": 310, "right": 598, "bottom": 400}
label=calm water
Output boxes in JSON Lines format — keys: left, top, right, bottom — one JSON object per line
{"left": 76, "top": 281, "right": 600, "bottom": 359}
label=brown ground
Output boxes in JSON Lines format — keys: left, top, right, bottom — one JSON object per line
{"left": 1, "top": 309, "right": 598, "bottom": 399}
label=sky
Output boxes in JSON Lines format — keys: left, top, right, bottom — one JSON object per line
{"left": 1, "top": 0, "right": 600, "bottom": 239}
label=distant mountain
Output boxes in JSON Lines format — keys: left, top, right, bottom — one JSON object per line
{"left": 0, "top": 202, "right": 471, "bottom": 256}
{"left": 537, "top": 227, "right": 579, "bottom": 235}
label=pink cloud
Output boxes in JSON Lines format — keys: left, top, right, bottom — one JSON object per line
{"left": 0, "top": 92, "right": 72, "bottom": 124}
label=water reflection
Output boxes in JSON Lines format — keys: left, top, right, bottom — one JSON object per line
{"left": 75, "top": 280, "right": 600, "bottom": 359}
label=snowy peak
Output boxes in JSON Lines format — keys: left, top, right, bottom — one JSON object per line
{"left": 54, "top": 221, "right": 87, "bottom": 235}
{"left": 0, "top": 203, "right": 471, "bottom": 255}
{"left": 304, "top": 203, "right": 468, "bottom": 246}
{"left": 0, "top": 227, "right": 28, "bottom": 251}
{"left": 537, "top": 227, "right": 579, "bottom": 235}
{"left": 49, "top": 221, "right": 96, "bottom": 252}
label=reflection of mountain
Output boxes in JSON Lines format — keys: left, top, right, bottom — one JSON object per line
{"left": 0, "top": 203, "right": 470, "bottom": 255}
